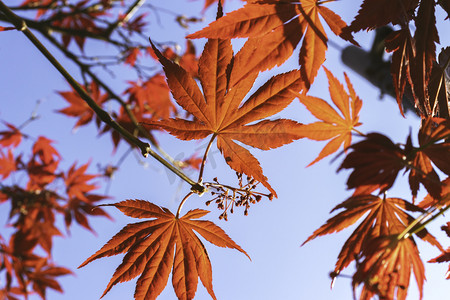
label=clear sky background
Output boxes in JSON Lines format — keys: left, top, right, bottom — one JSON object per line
{"left": 0, "top": 0, "right": 449, "bottom": 299}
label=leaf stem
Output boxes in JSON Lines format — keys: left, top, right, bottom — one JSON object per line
{"left": 176, "top": 192, "right": 194, "bottom": 218}
{"left": 197, "top": 133, "right": 217, "bottom": 183}
{"left": 351, "top": 128, "right": 366, "bottom": 137}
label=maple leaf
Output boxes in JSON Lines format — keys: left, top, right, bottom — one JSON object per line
{"left": 0, "top": 122, "right": 22, "bottom": 148}
{"left": 147, "top": 40, "right": 199, "bottom": 78}
{"left": 79, "top": 199, "right": 249, "bottom": 300}
{"left": 295, "top": 67, "right": 362, "bottom": 166}
{"left": 32, "top": 136, "right": 60, "bottom": 165}
{"left": 124, "top": 75, "right": 176, "bottom": 119}
{"left": 51, "top": 0, "right": 104, "bottom": 51}
{"left": 411, "top": 0, "right": 440, "bottom": 116}
{"left": 428, "top": 222, "right": 450, "bottom": 279}
{"left": 428, "top": 47, "right": 450, "bottom": 118}
{"left": 385, "top": 28, "right": 415, "bottom": 116}
{"left": 124, "top": 48, "right": 142, "bottom": 67}
{"left": 27, "top": 260, "right": 73, "bottom": 299}
{"left": 122, "top": 13, "right": 148, "bottom": 34}
{"left": 20, "top": 0, "right": 54, "bottom": 18}
{"left": 337, "top": 125, "right": 449, "bottom": 197}
{"left": 343, "top": 0, "right": 419, "bottom": 34}
{"left": 352, "top": 236, "right": 425, "bottom": 300}
{"left": 63, "top": 162, "right": 110, "bottom": 232}
{"left": 303, "top": 194, "right": 440, "bottom": 299}
{"left": 405, "top": 118, "right": 450, "bottom": 199}
{"left": 148, "top": 37, "right": 305, "bottom": 196}
{"left": 188, "top": 0, "right": 356, "bottom": 89}
{"left": 0, "top": 149, "right": 16, "bottom": 180}
{"left": 64, "top": 162, "right": 99, "bottom": 202}
{"left": 58, "top": 81, "right": 109, "bottom": 128}
{"left": 25, "top": 136, "right": 61, "bottom": 189}
{"left": 418, "top": 178, "right": 450, "bottom": 209}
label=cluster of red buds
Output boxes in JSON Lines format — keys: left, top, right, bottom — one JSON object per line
{"left": 204, "top": 173, "right": 273, "bottom": 220}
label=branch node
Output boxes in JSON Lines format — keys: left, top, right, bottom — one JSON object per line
{"left": 142, "top": 145, "right": 151, "bottom": 157}
{"left": 191, "top": 183, "right": 206, "bottom": 196}
{"left": 18, "top": 19, "right": 27, "bottom": 31}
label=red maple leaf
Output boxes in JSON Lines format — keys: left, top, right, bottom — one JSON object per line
{"left": 124, "top": 75, "right": 176, "bottom": 119}
{"left": 79, "top": 199, "right": 249, "bottom": 300}
{"left": 0, "top": 122, "right": 22, "bottom": 148}
{"left": 0, "top": 149, "right": 16, "bottom": 180}
{"left": 58, "top": 81, "right": 109, "bottom": 128}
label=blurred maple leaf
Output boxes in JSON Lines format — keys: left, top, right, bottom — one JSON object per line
{"left": 148, "top": 37, "right": 305, "bottom": 196}
{"left": 124, "top": 47, "right": 142, "bottom": 67}
{"left": 58, "top": 81, "right": 109, "bottom": 129}
{"left": 79, "top": 199, "right": 249, "bottom": 300}
{"left": 27, "top": 260, "right": 73, "bottom": 299}
{"left": 124, "top": 75, "right": 176, "bottom": 119}
{"left": 295, "top": 68, "right": 362, "bottom": 166}
{"left": 63, "top": 162, "right": 110, "bottom": 232}
{"left": 0, "top": 149, "right": 16, "bottom": 180}
{"left": 51, "top": 0, "right": 105, "bottom": 51}
{"left": 0, "top": 122, "right": 22, "bottom": 148}
{"left": 26, "top": 136, "right": 61, "bottom": 189}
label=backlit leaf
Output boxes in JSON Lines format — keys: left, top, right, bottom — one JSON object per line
{"left": 79, "top": 199, "right": 249, "bottom": 300}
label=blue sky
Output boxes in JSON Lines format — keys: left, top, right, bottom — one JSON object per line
{"left": 0, "top": 0, "right": 449, "bottom": 299}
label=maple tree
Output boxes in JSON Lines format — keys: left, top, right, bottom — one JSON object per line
{"left": 0, "top": 0, "right": 449, "bottom": 300}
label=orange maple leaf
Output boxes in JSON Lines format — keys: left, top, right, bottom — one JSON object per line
{"left": 188, "top": 0, "right": 356, "bottom": 88}
{"left": 79, "top": 199, "right": 249, "bottom": 300}
{"left": 303, "top": 194, "right": 441, "bottom": 300}
{"left": 63, "top": 162, "right": 110, "bottom": 232}
{"left": 295, "top": 67, "right": 362, "bottom": 166}
{"left": 148, "top": 37, "right": 305, "bottom": 196}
